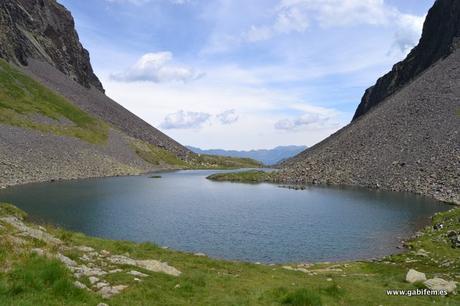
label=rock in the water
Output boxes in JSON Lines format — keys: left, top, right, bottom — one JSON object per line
{"left": 406, "top": 269, "right": 427, "bottom": 283}
{"left": 424, "top": 278, "right": 457, "bottom": 294}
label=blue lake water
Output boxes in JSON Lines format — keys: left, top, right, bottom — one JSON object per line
{"left": 0, "top": 170, "right": 450, "bottom": 263}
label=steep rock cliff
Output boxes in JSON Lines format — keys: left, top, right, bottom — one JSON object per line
{"left": 0, "top": 0, "right": 104, "bottom": 91}
{"left": 353, "top": 0, "right": 460, "bottom": 120}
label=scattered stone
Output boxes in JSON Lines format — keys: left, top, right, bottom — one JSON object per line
{"left": 415, "top": 249, "right": 430, "bottom": 257}
{"left": 134, "top": 278, "right": 141, "bottom": 282}
{"left": 71, "top": 265, "right": 107, "bottom": 278}
{"left": 175, "top": 284, "right": 181, "bottom": 289}
{"left": 128, "top": 270, "right": 148, "bottom": 277}
{"left": 95, "top": 282, "right": 110, "bottom": 289}
{"left": 109, "top": 269, "right": 123, "bottom": 274}
{"left": 89, "top": 276, "right": 99, "bottom": 285}
{"left": 194, "top": 252, "right": 207, "bottom": 257}
{"left": 74, "top": 281, "right": 88, "bottom": 290}
{"left": 424, "top": 278, "right": 457, "bottom": 294}
{"left": 97, "top": 303, "right": 109, "bottom": 306}
{"left": 56, "top": 253, "right": 77, "bottom": 267}
{"left": 0, "top": 217, "right": 62, "bottom": 244}
{"left": 406, "top": 269, "right": 427, "bottom": 283}
{"left": 327, "top": 278, "right": 333, "bottom": 282}
{"left": 97, "top": 283, "right": 128, "bottom": 298}
{"left": 75, "top": 245, "right": 95, "bottom": 252}
{"left": 101, "top": 250, "right": 111, "bottom": 257}
{"left": 107, "top": 255, "right": 181, "bottom": 276}
{"left": 80, "top": 254, "right": 92, "bottom": 262}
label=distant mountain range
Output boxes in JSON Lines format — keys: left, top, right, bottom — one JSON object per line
{"left": 187, "top": 145, "right": 307, "bottom": 165}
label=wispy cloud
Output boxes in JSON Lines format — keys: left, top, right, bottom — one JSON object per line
{"left": 217, "top": 109, "right": 239, "bottom": 125}
{"left": 205, "top": 0, "right": 425, "bottom": 55}
{"left": 111, "top": 52, "right": 203, "bottom": 83}
{"left": 160, "top": 110, "right": 211, "bottom": 129}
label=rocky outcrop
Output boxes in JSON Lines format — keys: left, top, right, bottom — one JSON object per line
{"left": 280, "top": 43, "right": 460, "bottom": 204}
{"left": 0, "top": 0, "right": 192, "bottom": 186}
{"left": 0, "top": 0, "right": 104, "bottom": 91}
{"left": 280, "top": 0, "right": 460, "bottom": 204}
{"left": 353, "top": 0, "right": 460, "bottom": 120}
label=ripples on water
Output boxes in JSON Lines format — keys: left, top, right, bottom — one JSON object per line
{"left": 0, "top": 170, "right": 450, "bottom": 263}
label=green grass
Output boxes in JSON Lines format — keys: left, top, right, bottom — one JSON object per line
{"left": 1, "top": 203, "right": 459, "bottom": 305}
{"left": 188, "top": 154, "right": 263, "bottom": 169}
{"left": 207, "top": 170, "right": 274, "bottom": 182}
{"left": 132, "top": 139, "right": 263, "bottom": 170}
{"left": 131, "top": 140, "right": 188, "bottom": 168}
{"left": 0, "top": 59, "right": 108, "bottom": 144}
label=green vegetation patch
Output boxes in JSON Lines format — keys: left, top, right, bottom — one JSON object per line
{"left": 131, "top": 140, "right": 188, "bottom": 167}
{"left": 0, "top": 59, "right": 108, "bottom": 144}
{"left": 188, "top": 154, "right": 263, "bottom": 169}
{"left": 207, "top": 170, "right": 274, "bottom": 183}
{"left": 0, "top": 203, "right": 28, "bottom": 219}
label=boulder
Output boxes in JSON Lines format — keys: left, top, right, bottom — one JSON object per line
{"left": 406, "top": 269, "right": 427, "bottom": 283}
{"left": 424, "top": 278, "right": 457, "bottom": 294}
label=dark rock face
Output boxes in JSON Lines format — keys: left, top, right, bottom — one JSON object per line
{"left": 0, "top": 0, "right": 104, "bottom": 92}
{"left": 280, "top": 48, "right": 460, "bottom": 204}
{"left": 353, "top": 0, "right": 460, "bottom": 121}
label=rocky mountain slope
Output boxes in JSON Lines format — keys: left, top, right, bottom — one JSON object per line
{"left": 281, "top": 0, "right": 460, "bottom": 204}
{"left": 0, "top": 0, "right": 197, "bottom": 187}
{"left": 0, "top": 0, "right": 104, "bottom": 92}
{"left": 353, "top": 0, "right": 460, "bottom": 120}
{"left": 187, "top": 145, "right": 307, "bottom": 165}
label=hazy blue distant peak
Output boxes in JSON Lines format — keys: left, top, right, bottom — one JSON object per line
{"left": 187, "top": 145, "right": 307, "bottom": 165}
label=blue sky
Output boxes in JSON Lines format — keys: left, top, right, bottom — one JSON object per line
{"left": 59, "top": 0, "right": 435, "bottom": 150}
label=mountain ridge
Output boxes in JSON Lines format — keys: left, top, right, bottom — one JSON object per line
{"left": 353, "top": 0, "right": 460, "bottom": 120}
{"left": 187, "top": 145, "right": 307, "bottom": 165}
{"left": 281, "top": 0, "right": 460, "bottom": 204}
{"left": 0, "top": 0, "right": 104, "bottom": 92}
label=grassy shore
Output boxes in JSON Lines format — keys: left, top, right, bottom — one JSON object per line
{"left": 0, "top": 203, "right": 458, "bottom": 305}
{"left": 207, "top": 170, "right": 274, "bottom": 182}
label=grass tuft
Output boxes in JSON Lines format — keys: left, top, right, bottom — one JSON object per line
{"left": 280, "top": 288, "right": 323, "bottom": 306}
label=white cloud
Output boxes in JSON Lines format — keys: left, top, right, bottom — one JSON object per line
{"left": 238, "top": 0, "right": 425, "bottom": 56}
{"left": 274, "top": 107, "right": 339, "bottom": 131}
{"left": 111, "top": 52, "right": 203, "bottom": 83}
{"left": 217, "top": 109, "right": 239, "bottom": 125}
{"left": 160, "top": 110, "right": 211, "bottom": 129}
{"left": 392, "top": 13, "right": 426, "bottom": 54}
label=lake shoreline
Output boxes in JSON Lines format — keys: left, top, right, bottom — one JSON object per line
{"left": 0, "top": 169, "right": 452, "bottom": 264}
{"left": 0, "top": 202, "right": 458, "bottom": 305}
